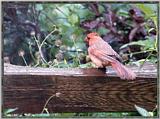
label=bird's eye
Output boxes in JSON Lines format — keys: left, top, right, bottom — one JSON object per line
{"left": 87, "top": 36, "right": 90, "bottom": 39}
{"left": 94, "top": 33, "right": 98, "bottom": 36}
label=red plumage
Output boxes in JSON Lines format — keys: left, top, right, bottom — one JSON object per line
{"left": 84, "top": 32, "right": 136, "bottom": 80}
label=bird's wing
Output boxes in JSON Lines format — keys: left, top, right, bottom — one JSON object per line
{"left": 89, "top": 46, "right": 116, "bottom": 63}
{"left": 89, "top": 41, "right": 123, "bottom": 63}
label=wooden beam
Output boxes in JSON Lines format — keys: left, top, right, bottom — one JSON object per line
{"left": 3, "top": 63, "right": 157, "bottom": 113}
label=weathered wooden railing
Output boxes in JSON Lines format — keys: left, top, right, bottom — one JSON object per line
{"left": 3, "top": 63, "right": 157, "bottom": 113}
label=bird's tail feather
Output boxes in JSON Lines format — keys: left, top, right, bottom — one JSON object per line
{"left": 111, "top": 61, "right": 136, "bottom": 80}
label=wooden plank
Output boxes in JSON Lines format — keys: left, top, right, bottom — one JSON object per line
{"left": 53, "top": 91, "right": 156, "bottom": 112}
{"left": 3, "top": 63, "right": 157, "bottom": 113}
{"left": 4, "top": 63, "right": 157, "bottom": 77}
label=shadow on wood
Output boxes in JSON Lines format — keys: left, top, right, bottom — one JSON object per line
{"left": 3, "top": 63, "right": 157, "bottom": 113}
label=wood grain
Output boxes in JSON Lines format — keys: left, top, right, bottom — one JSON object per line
{"left": 3, "top": 63, "right": 157, "bottom": 113}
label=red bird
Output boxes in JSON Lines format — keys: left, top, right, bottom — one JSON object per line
{"left": 84, "top": 32, "right": 136, "bottom": 80}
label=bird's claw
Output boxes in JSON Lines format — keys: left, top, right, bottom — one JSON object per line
{"left": 98, "top": 67, "right": 106, "bottom": 72}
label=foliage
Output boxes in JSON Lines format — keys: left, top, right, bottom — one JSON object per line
{"left": 3, "top": 108, "right": 18, "bottom": 116}
{"left": 134, "top": 105, "right": 157, "bottom": 117}
{"left": 3, "top": 111, "right": 141, "bottom": 118}
{"left": 3, "top": 3, "right": 87, "bottom": 67}
{"left": 3, "top": 106, "right": 157, "bottom": 118}
{"left": 3, "top": 2, "right": 158, "bottom": 67}
{"left": 119, "top": 3, "right": 158, "bottom": 66}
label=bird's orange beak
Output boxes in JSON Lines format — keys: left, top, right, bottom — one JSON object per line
{"left": 84, "top": 36, "right": 89, "bottom": 43}
{"left": 84, "top": 36, "right": 89, "bottom": 47}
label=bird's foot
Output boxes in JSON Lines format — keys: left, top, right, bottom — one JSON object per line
{"left": 105, "top": 68, "right": 115, "bottom": 75}
{"left": 98, "top": 67, "right": 106, "bottom": 72}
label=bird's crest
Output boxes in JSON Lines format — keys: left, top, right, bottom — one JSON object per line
{"left": 87, "top": 32, "right": 99, "bottom": 38}
{"left": 84, "top": 32, "right": 99, "bottom": 43}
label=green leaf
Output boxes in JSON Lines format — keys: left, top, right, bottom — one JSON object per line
{"left": 120, "top": 38, "right": 155, "bottom": 50}
{"left": 130, "top": 59, "right": 150, "bottom": 67}
{"left": 52, "top": 113, "right": 75, "bottom": 118}
{"left": 117, "top": 9, "right": 129, "bottom": 17}
{"left": 134, "top": 105, "right": 151, "bottom": 117}
{"left": 36, "top": 4, "right": 43, "bottom": 11}
{"left": 135, "top": 4, "right": 157, "bottom": 26}
{"left": 78, "top": 62, "right": 94, "bottom": 68}
{"left": 149, "top": 112, "right": 154, "bottom": 116}
{"left": 135, "top": 4, "right": 156, "bottom": 17}
{"left": 68, "top": 14, "right": 79, "bottom": 25}
{"left": 4, "top": 108, "right": 18, "bottom": 115}
{"left": 32, "top": 113, "right": 50, "bottom": 117}
{"left": 98, "top": 27, "right": 109, "bottom": 36}
{"left": 98, "top": 5, "right": 105, "bottom": 13}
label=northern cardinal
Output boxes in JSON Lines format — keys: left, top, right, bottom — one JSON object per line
{"left": 84, "top": 32, "right": 136, "bottom": 80}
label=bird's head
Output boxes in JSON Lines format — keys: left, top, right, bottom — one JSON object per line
{"left": 84, "top": 32, "right": 100, "bottom": 44}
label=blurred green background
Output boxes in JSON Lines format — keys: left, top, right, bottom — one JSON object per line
{"left": 2, "top": 2, "right": 158, "bottom": 68}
